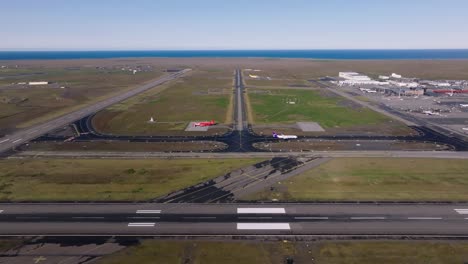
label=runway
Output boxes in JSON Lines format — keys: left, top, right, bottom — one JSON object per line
{"left": 1, "top": 203, "right": 468, "bottom": 236}
{"left": 0, "top": 69, "right": 191, "bottom": 154}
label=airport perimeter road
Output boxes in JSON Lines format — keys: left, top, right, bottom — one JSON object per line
{"left": 0, "top": 69, "right": 191, "bottom": 154}
{"left": 14, "top": 150, "right": 468, "bottom": 159}
{"left": 2, "top": 203, "right": 468, "bottom": 236}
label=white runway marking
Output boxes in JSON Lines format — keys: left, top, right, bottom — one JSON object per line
{"left": 294, "top": 217, "right": 329, "bottom": 220}
{"left": 351, "top": 217, "right": 386, "bottom": 220}
{"left": 237, "top": 223, "right": 291, "bottom": 230}
{"left": 0, "top": 139, "right": 9, "bottom": 144}
{"left": 408, "top": 217, "right": 442, "bottom": 220}
{"left": 0, "top": 210, "right": 3, "bottom": 213}
{"left": 27, "top": 130, "right": 37, "bottom": 134}
{"left": 136, "top": 210, "right": 162, "bottom": 214}
{"left": 128, "top": 223, "right": 156, "bottom": 227}
{"left": 237, "top": 208, "right": 286, "bottom": 214}
{"left": 12, "top": 139, "right": 22, "bottom": 143}
{"left": 454, "top": 209, "right": 468, "bottom": 215}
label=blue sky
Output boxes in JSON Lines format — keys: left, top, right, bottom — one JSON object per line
{"left": 1, "top": 0, "right": 468, "bottom": 50}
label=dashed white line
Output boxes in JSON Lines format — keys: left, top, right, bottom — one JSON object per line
{"left": 136, "top": 210, "right": 162, "bottom": 214}
{"left": 237, "top": 208, "right": 286, "bottom": 214}
{"left": 294, "top": 217, "right": 329, "bottom": 220}
{"left": 0, "top": 139, "right": 9, "bottom": 144}
{"left": 351, "top": 217, "right": 386, "bottom": 220}
{"left": 72, "top": 217, "right": 105, "bottom": 219}
{"left": 237, "top": 223, "right": 291, "bottom": 230}
{"left": 408, "top": 217, "right": 443, "bottom": 220}
{"left": 12, "top": 139, "right": 22, "bottom": 143}
{"left": 238, "top": 217, "right": 273, "bottom": 220}
{"left": 128, "top": 217, "right": 160, "bottom": 219}
{"left": 128, "top": 223, "right": 156, "bottom": 227}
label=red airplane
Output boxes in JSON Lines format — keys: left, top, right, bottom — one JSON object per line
{"left": 193, "top": 120, "right": 216, "bottom": 127}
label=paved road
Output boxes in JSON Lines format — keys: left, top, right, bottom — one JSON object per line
{"left": 2, "top": 203, "right": 468, "bottom": 236}
{"left": 0, "top": 69, "right": 191, "bottom": 154}
{"left": 14, "top": 150, "right": 468, "bottom": 159}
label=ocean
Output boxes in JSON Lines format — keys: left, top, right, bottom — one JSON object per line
{"left": 1, "top": 50, "right": 468, "bottom": 60}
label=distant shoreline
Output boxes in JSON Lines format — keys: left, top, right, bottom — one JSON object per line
{"left": 1, "top": 50, "right": 468, "bottom": 60}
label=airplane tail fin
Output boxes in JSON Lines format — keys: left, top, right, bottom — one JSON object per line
{"left": 272, "top": 132, "right": 278, "bottom": 138}
{"left": 211, "top": 120, "right": 215, "bottom": 124}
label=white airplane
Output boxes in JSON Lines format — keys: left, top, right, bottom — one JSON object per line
{"left": 460, "top": 104, "right": 468, "bottom": 108}
{"left": 273, "top": 132, "right": 298, "bottom": 140}
{"left": 462, "top": 128, "right": 468, "bottom": 131}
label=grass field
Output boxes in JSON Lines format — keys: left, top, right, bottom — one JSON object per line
{"left": 26, "top": 141, "right": 227, "bottom": 152}
{"left": 92, "top": 69, "right": 233, "bottom": 136}
{"left": 246, "top": 158, "right": 468, "bottom": 201}
{"left": 0, "top": 158, "right": 261, "bottom": 201}
{"left": 97, "top": 239, "right": 468, "bottom": 264}
{"left": 248, "top": 89, "right": 389, "bottom": 126}
{"left": 0, "top": 66, "right": 163, "bottom": 133}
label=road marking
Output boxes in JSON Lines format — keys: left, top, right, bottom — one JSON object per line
{"left": 129, "top": 217, "right": 160, "bottom": 219}
{"left": 237, "top": 223, "right": 291, "bottom": 230}
{"left": 27, "top": 130, "right": 37, "bottom": 134}
{"left": 237, "top": 208, "right": 286, "bottom": 214}
{"left": 128, "top": 223, "right": 156, "bottom": 227}
{"left": 72, "top": 217, "right": 105, "bottom": 219}
{"left": 0, "top": 210, "right": 3, "bottom": 213}
{"left": 238, "top": 217, "right": 273, "bottom": 220}
{"left": 12, "top": 139, "right": 22, "bottom": 143}
{"left": 183, "top": 217, "right": 217, "bottom": 219}
{"left": 454, "top": 209, "right": 468, "bottom": 214}
{"left": 408, "top": 217, "right": 443, "bottom": 220}
{"left": 136, "top": 210, "right": 162, "bottom": 214}
{"left": 351, "top": 217, "right": 386, "bottom": 220}
{"left": 294, "top": 217, "right": 329, "bottom": 220}
{"left": 0, "top": 139, "right": 9, "bottom": 144}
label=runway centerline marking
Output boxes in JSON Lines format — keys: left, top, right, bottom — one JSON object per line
{"left": 408, "top": 217, "right": 443, "bottom": 220}
{"left": 237, "top": 208, "right": 286, "bottom": 214}
{"left": 0, "top": 139, "right": 9, "bottom": 144}
{"left": 136, "top": 210, "right": 162, "bottom": 214}
{"left": 351, "top": 217, "right": 386, "bottom": 220}
{"left": 12, "top": 139, "right": 22, "bottom": 143}
{"left": 237, "top": 223, "right": 291, "bottom": 230}
{"left": 238, "top": 217, "right": 273, "bottom": 220}
{"left": 294, "top": 217, "right": 329, "bottom": 220}
{"left": 128, "top": 223, "right": 156, "bottom": 227}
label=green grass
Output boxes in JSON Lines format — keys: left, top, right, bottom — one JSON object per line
{"left": 92, "top": 69, "right": 233, "bottom": 136}
{"left": 247, "top": 158, "right": 468, "bottom": 201}
{"left": 97, "top": 240, "right": 468, "bottom": 264}
{"left": 0, "top": 67, "right": 164, "bottom": 132}
{"left": 0, "top": 158, "right": 261, "bottom": 201}
{"left": 248, "top": 89, "right": 389, "bottom": 127}
{"left": 97, "top": 240, "right": 295, "bottom": 264}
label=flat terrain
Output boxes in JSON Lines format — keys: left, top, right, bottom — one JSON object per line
{"left": 247, "top": 89, "right": 412, "bottom": 135}
{"left": 247, "top": 158, "right": 468, "bottom": 201}
{"left": 92, "top": 69, "right": 233, "bottom": 136}
{"left": 97, "top": 239, "right": 468, "bottom": 264}
{"left": 0, "top": 65, "right": 164, "bottom": 134}
{"left": 0, "top": 158, "right": 261, "bottom": 201}
{"left": 25, "top": 140, "right": 227, "bottom": 152}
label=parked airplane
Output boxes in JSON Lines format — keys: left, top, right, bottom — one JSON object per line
{"left": 460, "top": 104, "right": 468, "bottom": 108}
{"left": 462, "top": 128, "right": 468, "bottom": 131}
{"left": 273, "top": 132, "right": 298, "bottom": 139}
{"left": 193, "top": 120, "right": 216, "bottom": 127}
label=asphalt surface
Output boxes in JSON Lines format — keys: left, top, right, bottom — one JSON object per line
{"left": 14, "top": 150, "right": 468, "bottom": 159}
{"left": 2, "top": 203, "right": 468, "bottom": 236}
{"left": 0, "top": 69, "right": 191, "bottom": 154}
